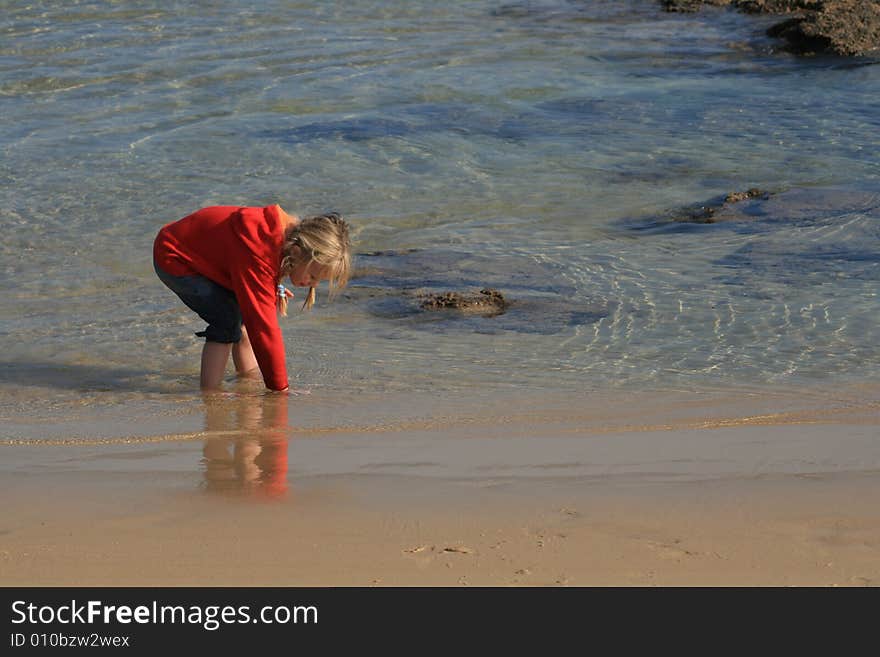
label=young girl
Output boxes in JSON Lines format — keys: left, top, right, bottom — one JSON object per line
{"left": 153, "top": 204, "right": 351, "bottom": 392}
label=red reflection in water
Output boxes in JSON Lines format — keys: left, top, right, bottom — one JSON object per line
{"left": 201, "top": 392, "right": 291, "bottom": 500}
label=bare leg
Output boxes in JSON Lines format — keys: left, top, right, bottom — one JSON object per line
{"left": 233, "top": 325, "right": 260, "bottom": 379}
{"left": 200, "top": 341, "right": 233, "bottom": 390}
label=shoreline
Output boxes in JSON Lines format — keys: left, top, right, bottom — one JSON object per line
{"left": 2, "top": 385, "right": 878, "bottom": 586}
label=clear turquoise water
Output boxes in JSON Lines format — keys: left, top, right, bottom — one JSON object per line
{"left": 2, "top": 1, "right": 879, "bottom": 426}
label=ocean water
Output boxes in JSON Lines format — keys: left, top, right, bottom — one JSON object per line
{"left": 2, "top": 0, "right": 879, "bottom": 434}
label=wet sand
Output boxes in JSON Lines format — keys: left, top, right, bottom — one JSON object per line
{"left": 1, "top": 386, "right": 878, "bottom": 586}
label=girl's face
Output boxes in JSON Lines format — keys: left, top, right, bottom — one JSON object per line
{"left": 288, "top": 258, "right": 330, "bottom": 289}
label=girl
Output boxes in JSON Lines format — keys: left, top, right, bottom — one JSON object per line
{"left": 153, "top": 204, "right": 351, "bottom": 392}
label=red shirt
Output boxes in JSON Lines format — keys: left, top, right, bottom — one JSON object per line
{"left": 154, "top": 205, "right": 289, "bottom": 391}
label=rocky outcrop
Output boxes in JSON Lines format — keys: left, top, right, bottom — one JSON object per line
{"left": 673, "top": 188, "right": 771, "bottom": 224}
{"left": 626, "top": 185, "right": 880, "bottom": 232}
{"left": 662, "top": 0, "right": 733, "bottom": 10}
{"left": 350, "top": 250, "right": 611, "bottom": 334}
{"left": 623, "top": 189, "right": 774, "bottom": 230}
{"left": 419, "top": 289, "right": 509, "bottom": 315}
{"left": 661, "top": 0, "right": 880, "bottom": 56}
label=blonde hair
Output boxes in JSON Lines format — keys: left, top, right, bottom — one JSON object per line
{"left": 278, "top": 212, "right": 352, "bottom": 315}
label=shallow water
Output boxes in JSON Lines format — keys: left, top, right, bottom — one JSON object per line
{"left": 2, "top": 1, "right": 879, "bottom": 428}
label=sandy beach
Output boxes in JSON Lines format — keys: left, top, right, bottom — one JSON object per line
{"left": 2, "top": 386, "right": 878, "bottom": 587}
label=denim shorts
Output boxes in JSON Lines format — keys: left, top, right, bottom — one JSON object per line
{"left": 154, "top": 260, "right": 242, "bottom": 343}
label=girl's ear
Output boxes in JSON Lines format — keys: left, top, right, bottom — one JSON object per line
{"left": 289, "top": 243, "right": 309, "bottom": 263}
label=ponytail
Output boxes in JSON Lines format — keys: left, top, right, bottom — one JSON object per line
{"left": 303, "top": 286, "right": 316, "bottom": 311}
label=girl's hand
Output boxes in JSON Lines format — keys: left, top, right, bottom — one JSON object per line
{"left": 274, "top": 386, "right": 310, "bottom": 395}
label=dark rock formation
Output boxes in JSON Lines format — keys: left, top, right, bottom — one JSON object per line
{"left": 661, "top": 0, "right": 880, "bottom": 56}
{"left": 626, "top": 185, "right": 880, "bottom": 233}
{"left": 724, "top": 188, "right": 770, "bottom": 204}
{"left": 419, "top": 289, "right": 509, "bottom": 315}
{"left": 662, "top": 0, "right": 732, "bottom": 11}
{"left": 623, "top": 188, "right": 773, "bottom": 230}
{"left": 676, "top": 188, "right": 771, "bottom": 224}
{"left": 349, "top": 250, "right": 610, "bottom": 334}
{"left": 798, "top": 1, "right": 880, "bottom": 55}
{"left": 735, "top": 1, "right": 821, "bottom": 13}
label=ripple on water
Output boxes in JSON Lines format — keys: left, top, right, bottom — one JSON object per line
{"left": 2, "top": 2, "right": 880, "bottom": 404}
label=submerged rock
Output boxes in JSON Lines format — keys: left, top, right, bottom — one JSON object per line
{"left": 625, "top": 185, "right": 880, "bottom": 232}
{"left": 675, "top": 188, "right": 772, "bottom": 224}
{"left": 347, "top": 250, "right": 610, "bottom": 335}
{"left": 724, "top": 188, "right": 769, "bottom": 204}
{"left": 419, "top": 289, "right": 509, "bottom": 315}
{"left": 661, "top": 0, "right": 880, "bottom": 56}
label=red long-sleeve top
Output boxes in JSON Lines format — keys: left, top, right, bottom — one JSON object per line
{"left": 153, "top": 205, "right": 289, "bottom": 391}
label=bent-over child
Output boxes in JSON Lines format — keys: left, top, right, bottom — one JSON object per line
{"left": 153, "top": 204, "right": 351, "bottom": 391}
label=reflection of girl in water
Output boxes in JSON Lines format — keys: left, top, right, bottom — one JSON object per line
{"left": 201, "top": 394, "right": 290, "bottom": 499}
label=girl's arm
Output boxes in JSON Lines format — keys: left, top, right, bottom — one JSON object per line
{"left": 230, "top": 264, "right": 290, "bottom": 391}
